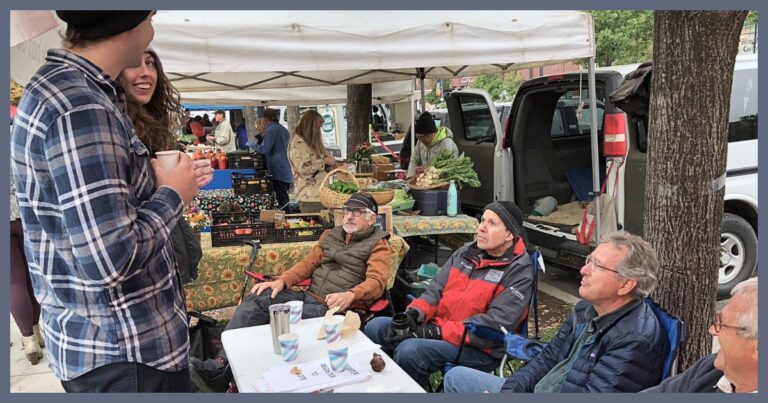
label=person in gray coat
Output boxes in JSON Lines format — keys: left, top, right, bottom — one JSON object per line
{"left": 405, "top": 112, "right": 459, "bottom": 179}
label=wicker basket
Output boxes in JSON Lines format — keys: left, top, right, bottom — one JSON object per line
{"left": 319, "top": 167, "right": 359, "bottom": 208}
{"left": 408, "top": 180, "right": 450, "bottom": 190}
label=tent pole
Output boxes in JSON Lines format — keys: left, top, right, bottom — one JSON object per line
{"left": 410, "top": 92, "right": 416, "bottom": 166}
{"left": 587, "top": 57, "right": 601, "bottom": 242}
{"left": 417, "top": 68, "right": 426, "bottom": 112}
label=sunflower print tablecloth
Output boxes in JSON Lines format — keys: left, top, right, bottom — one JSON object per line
{"left": 184, "top": 232, "right": 410, "bottom": 312}
{"left": 391, "top": 214, "right": 479, "bottom": 238}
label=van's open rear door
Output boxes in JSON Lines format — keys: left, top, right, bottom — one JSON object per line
{"left": 445, "top": 89, "right": 507, "bottom": 215}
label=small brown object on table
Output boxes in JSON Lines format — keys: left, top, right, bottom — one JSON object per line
{"left": 370, "top": 352, "right": 386, "bottom": 372}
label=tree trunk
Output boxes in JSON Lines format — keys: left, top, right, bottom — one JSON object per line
{"left": 286, "top": 106, "right": 300, "bottom": 135}
{"left": 242, "top": 107, "right": 259, "bottom": 142}
{"left": 347, "top": 84, "right": 372, "bottom": 155}
{"left": 646, "top": 10, "right": 747, "bottom": 370}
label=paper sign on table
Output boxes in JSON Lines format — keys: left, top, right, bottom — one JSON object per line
{"left": 256, "top": 357, "right": 371, "bottom": 393}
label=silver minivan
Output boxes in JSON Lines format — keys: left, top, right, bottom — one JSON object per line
{"left": 447, "top": 53, "right": 757, "bottom": 298}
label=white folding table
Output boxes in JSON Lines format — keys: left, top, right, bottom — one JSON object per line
{"left": 222, "top": 316, "right": 425, "bottom": 393}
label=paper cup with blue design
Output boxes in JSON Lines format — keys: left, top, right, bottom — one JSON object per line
{"left": 278, "top": 333, "right": 299, "bottom": 362}
{"left": 327, "top": 340, "right": 349, "bottom": 372}
{"left": 286, "top": 300, "right": 303, "bottom": 325}
{"left": 323, "top": 316, "right": 344, "bottom": 343}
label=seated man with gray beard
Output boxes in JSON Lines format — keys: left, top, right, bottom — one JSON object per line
{"left": 190, "top": 193, "right": 392, "bottom": 392}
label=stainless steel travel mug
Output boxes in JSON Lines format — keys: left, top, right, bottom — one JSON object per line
{"left": 269, "top": 304, "right": 291, "bottom": 354}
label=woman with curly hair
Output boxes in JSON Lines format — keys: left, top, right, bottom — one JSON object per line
{"left": 288, "top": 109, "right": 337, "bottom": 213}
{"left": 120, "top": 48, "right": 182, "bottom": 154}
{"left": 119, "top": 49, "right": 212, "bottom": 284}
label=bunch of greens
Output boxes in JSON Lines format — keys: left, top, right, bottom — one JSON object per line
{"left": 430, "top": 150, "right": 481, "bottom": 188}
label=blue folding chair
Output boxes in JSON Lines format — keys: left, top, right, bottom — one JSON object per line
{"left": 644, "top": 297, "right": 684, "bottom": 379}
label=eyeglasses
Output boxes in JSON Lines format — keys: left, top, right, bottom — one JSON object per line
{"left": 710, "top": 312, "right": 748, "bottom": 334}
{"left": 584, "top": 254, "right": 620, "bottom": 275}
{"left": 342, "top": 207, "right": 367, "bottom": 218}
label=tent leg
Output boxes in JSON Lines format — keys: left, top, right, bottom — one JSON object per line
{"left": 587, "top": 57, "right": 601, "bottom": 241}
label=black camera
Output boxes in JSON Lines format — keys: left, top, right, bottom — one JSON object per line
{"left": 391, "top": 313, "right": 413, "bottom": 336}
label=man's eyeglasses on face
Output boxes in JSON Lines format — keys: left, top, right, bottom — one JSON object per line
{"left": 342, "top": 207, "right": 367, "bottom": 218}
{"left": 710, "top": 312, "right": 748, "bottom": 334}
{"left": 584, "top": 254, "right": 620, "bottom": 275}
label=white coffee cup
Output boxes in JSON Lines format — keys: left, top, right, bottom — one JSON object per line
{"left": 155, "top": 150, "right": 181, "bottom": 170}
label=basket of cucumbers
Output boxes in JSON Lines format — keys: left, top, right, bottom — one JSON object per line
{"left": 319, "top": 167, "right": 360, "bottom": 208}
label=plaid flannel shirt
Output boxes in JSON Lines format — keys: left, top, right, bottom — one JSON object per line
{"left": 10, "top": 49, "right": 189, "bottom": 380}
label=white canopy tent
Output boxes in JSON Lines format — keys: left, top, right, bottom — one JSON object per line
{"left": 12, "top": 11, "right": 595, "bottom": 91}
{"left": 180, "top": 80, "right": 417, "bottom": 106}
{"left": 10, "top": 10, "right": 604, "bottom": 236}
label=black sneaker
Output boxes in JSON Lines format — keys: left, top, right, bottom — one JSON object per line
{"left": 190, "top": 356, "right": 231, "bottom": 393}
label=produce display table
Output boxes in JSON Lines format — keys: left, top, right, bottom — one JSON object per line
{"left": 392, "top": 214, "right": 478, "bottom": 267}
{"left": 200, "top": 168, "right": 258, "bottom": 191}
{"left": 192, "top": 189, "right": 277, "bottom": 217}
{"left": 184, "top": 232, "right": 410, "bottom": 312}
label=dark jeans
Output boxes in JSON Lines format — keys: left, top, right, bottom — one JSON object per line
{"left": 217, "top": 289, "right": 328, "bottom": 361}
{"left": 273, "top": 180, "right": 291, "bottom": 212}
{"left": 61, "top": 362, "right": 191, "bottom": 392}
{"left": 364, "top": 316, "right": 496, "bottom": 388}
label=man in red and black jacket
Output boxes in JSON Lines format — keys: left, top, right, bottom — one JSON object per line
{"left": 364, "top": 201, "right": 534, "bottom": 388}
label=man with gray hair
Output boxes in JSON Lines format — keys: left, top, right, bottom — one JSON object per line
{"left": 191, "top": 192, "right": 392, "bottom": 392}
{"left": 445, "top": 230, "right": 668, "bottom": 393}
{"left": 644, "top": 277, "right": 758, "bottom": 393}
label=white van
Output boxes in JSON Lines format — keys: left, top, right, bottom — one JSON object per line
{"left": 448, "top": 53, "right": 757, "bottom": 298}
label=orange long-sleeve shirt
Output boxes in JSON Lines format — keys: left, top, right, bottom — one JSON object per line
{"left": 278, "top": 230, "right": 392, "bottom": 303}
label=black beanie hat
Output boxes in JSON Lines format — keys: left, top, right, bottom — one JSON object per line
{"left": 56, "top": 11, "right": 152, "bottom": 38}
{"left": 414, "top": 112, "right": 437, "bottom": 135}
{"left": 484, "top": 201, "right": 524, "bottom": 236}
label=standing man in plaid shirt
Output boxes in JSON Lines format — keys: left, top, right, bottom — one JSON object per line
{"left": 10, "top": 11, "right": 202, "bottom": 392}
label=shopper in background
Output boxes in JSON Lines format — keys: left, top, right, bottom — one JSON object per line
{"left": 208, "top": 110, "right": 236, "bottom": 152}
{"left": 10, "top": 171, "right": 44, "bottom": 365}
{"left": 288, "top": 109, "right": 337, "bottom": 213}
{"left": 250, "top": 109, "right": 293, "bottom": 211}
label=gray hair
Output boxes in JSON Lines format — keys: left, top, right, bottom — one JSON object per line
{"left": 601, "top": 230, "right": 659, "bottom": 298}
{"left": 730, "top": 277, "right": 758, "bottom": 338}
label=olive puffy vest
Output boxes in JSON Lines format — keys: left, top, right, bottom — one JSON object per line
{"left": 307, "top": 225, "right": 389, "bottom": 299}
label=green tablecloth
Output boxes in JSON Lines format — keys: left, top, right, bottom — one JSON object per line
{"left": 184, "top": 232, "right": 409, "bottom": 312}
{"left": 392, "top": 214, "right": 479, "bottom": 238}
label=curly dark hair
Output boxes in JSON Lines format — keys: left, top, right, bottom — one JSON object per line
{"left": 121, "top": 49, "right": 182, "bottom": 153}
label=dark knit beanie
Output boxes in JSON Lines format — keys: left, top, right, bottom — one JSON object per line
{"left": 56, "top": 11, "right": 152, "bottom": 38}
{"left": 414, "top": 112, "right": 437, "bottom": 135}
{"left": 484, "top": 201, "right": 524, "bottom": 237}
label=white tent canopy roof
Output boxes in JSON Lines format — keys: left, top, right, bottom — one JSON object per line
{"left": 12, "top": 10, "right": 595, "bottom": 99}
{"left": 153, "top": 10, "right": 595, "bottom": 92}
{"left": 180, "top": 80, "right": 417, "bottom": 106}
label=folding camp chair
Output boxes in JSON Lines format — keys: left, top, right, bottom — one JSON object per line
{"left": 644, "top": 297, "right": 684, "bottom": 379}
{"left": 430, "top": 249, "right": 546, "bottom": 391}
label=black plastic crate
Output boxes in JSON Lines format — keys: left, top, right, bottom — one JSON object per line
{"left": 231, "top": 171, "right": 274, "bottom": 195}
{"left": 210, "top": 212, "right": 275, "bottom": 247}
{"left": 227, "top": 151, "right": 264, "bottom": 170}
{"left": 274, "top": 214, "right": 328, "bottom": 243}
